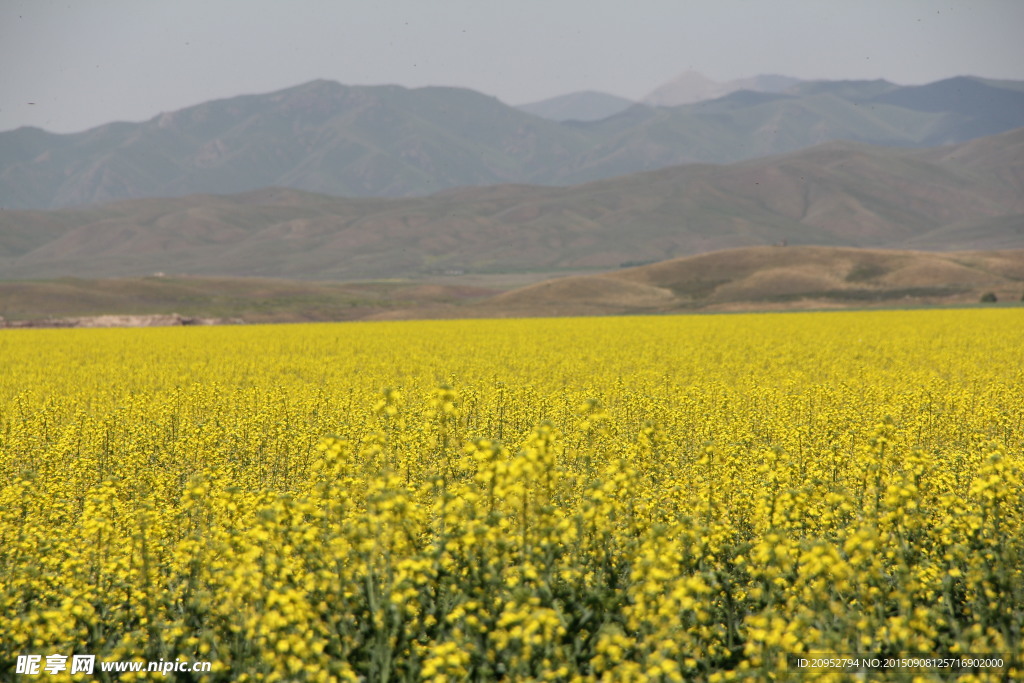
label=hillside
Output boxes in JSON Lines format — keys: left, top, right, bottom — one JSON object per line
{"left": 462, "top": 246, "right": 1024, "bottom": 317}
{"left": 4, "top": 247, "right": 1021, "bottom": 326}
{"left": 2, "top": 76, "right": 1023, "bottom": 209}
{"left": 2, "top": 128, "right": 1022, "bottom": 282}
{"left": 0, "top": 275, "right": 497, "bottom": 325}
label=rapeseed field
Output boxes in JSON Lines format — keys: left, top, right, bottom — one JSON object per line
{"left": 1, "top": 309, "right": 1022, "bottom": 681}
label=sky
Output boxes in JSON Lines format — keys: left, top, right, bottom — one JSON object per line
{"left": 2, "top": 0, "right": 1023, "bottom": 134}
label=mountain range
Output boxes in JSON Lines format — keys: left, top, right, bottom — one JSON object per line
{"left": 2, "top": 75, "right": 1023, "bottom": 210}
{"left": 2, "top": 127, "right": 1022, "bottom": 281}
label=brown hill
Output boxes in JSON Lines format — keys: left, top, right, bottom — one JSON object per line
{"left": 452, "top": 246, "right": 1024, "bottom": 317}
{"left": 3, "top": 247, "right": 1022, "bottom": 326}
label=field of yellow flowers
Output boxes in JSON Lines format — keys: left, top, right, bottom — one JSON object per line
{"left": 1, "top": 309, "right": 1022, "bottom": 682}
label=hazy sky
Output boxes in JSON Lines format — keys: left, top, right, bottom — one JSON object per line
{"left": 2, "top": 0, "right": 1023, "bottom": 133}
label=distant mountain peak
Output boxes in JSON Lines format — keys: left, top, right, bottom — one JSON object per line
{"left": 642, "top": 71, "right": 725, "bottom": 106}
{"left": 642, "top": 71, "right": 802, "bottom": 107}
{"left": 515, "top": 90, "right": 636, "bottom": 122}
{"left": 659, "top": 70, "right": 718, "bottom": 88}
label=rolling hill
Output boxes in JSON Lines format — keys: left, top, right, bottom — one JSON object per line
{"left": 2, "top": 128, "right": 1022, "bottom": 282}
{"left": 468, "top": 246, "right": 1024, "bottom": 317}
{"left": 4, "top": 246, "right": 1021, "bottom": 326}
{"left": 2, "top": 75, "right": 1023, "bottom": 210}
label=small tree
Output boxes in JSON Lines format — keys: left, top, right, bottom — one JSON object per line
{"left": 980, "top": 292, "right": 998, "bottom": 303}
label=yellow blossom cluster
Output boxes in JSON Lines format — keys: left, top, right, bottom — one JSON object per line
{"left": 0, "top": 309, "right": 1022, "bottom": 681}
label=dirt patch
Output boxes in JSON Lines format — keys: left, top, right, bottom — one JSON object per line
{"left": 0, "top": 313, "right": 237, "bottom": 329}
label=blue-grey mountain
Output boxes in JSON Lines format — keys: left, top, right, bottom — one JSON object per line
{"left": 1, "top": 76, "right": 1023, "bottom": 210}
